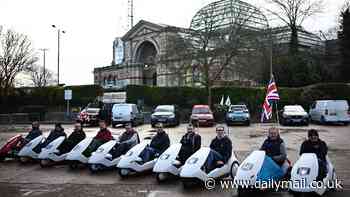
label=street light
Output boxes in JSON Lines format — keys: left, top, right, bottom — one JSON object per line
{"left": 52, "top": 25, "right": 66, "bottom": 86}
{"left": 39, "top": 48, "right": 49, "bottom": 86}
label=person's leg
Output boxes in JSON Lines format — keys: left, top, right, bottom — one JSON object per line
{"left": 177, "top": 148, "right": 186, "bottom": 164}
{"left": 148, "top": 148, "right": 158, "bottom": 161}
{"left": 138, "top": 147, "right": 149, "bottom": 162}
{"left": 206, "top": 150, "right": 224, "bottom": 172}
{"left": 281, "top": 160, "right": 290, "bottom": 175}
{"left": 317, "top": 159, "right": 328, "bottom": 180}
{"left": 141, "top": 147, "right": 157, "bottom": 162}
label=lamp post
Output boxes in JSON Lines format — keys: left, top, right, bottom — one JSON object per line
{"left": 52, "top": 25, "right": 66, "bottom": 86}
{"left": 39, "top": 48, "right": 49, "bottom": 86}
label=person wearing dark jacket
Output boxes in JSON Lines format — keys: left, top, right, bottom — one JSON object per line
{"left": 42, "top": 123, "right": 66, "bottom": 147}
{"left": 83, "top": 120, "right": 113, "bottom": 157}
{"left": 207, "top": 126, "right": 232, "bottom": 171}
{"left": 260, "top": 127, "right": 287, "bottom": 166}
{"left": 177, "top": 124, "right": 201, "bottom": 164}
{"left": 260, "top": 127, "right": 290, "bottom": 174}
{"left": 25, "top": 121, "right": 43, "bottom": 142}
{"left": 300, "top": 129, "right": 328, "bottom": 180}
{"left": 57, "top": 122, "right": 86, "bottom": 154}
{"left": 139, "top": 123, "right": 170, "bottom": 162}
{"left": 109, "top": 123, "right": 140, "bottom": 159}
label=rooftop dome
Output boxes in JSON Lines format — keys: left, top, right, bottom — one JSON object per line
{"left": 190, "top": 0, "right": 268, "bottom": 31}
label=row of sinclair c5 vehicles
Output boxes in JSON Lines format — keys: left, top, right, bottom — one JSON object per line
{"left": 0, "top": 121, "right": 338, "bottom": 196}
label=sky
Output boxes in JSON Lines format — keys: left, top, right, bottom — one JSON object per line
{"left": 0, "top": 0, "right": 348, "bottom": 86}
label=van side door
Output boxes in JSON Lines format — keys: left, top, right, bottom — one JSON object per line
{"left": 309, "top": 102, "right": 317, "bottom": 121}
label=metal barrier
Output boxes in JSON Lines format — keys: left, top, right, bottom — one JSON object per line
{"left": 0, "top": 112, "right": 78, "bottom": 124}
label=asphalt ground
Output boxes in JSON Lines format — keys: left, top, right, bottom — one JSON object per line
{"left": 0, "top": 123, "right": 349, "bottom": 197}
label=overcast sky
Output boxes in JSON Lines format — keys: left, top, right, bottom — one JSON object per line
{"left": 0, "top": 0, "right": 347, "bottom": 86}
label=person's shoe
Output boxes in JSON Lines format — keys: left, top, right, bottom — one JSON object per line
{"left": 106, "top": 153, "right": 112, "bottom": 160}
{"left": 172, "top": 160, "right": 182, "bottom": 167}
{"left": 134, "top": 157, "right": 143, "bottom": 165}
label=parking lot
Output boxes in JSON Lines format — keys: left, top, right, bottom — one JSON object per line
{"left": 0, "top": 123, "right": 350, "bottom": 197}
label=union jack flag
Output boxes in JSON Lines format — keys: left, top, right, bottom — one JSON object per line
{"left": 261, "top": 76, "right": 280, "bottom": 122}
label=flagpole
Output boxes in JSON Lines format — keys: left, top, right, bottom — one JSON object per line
{"left": 275, "top": 102, "right": 280, "bottom": 127}
{"left": 269, "top": 27, "right": 280, "bottom": 127}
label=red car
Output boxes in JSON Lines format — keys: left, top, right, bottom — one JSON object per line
{"left": 190, "top": 105, "right": 215, "bottom": 127}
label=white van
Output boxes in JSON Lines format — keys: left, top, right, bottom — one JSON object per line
{"left": 111, "top": 104, "right": 144, "bottom": 127}
{"left": 309, "top": 100, "right": 350, "bottom": 125}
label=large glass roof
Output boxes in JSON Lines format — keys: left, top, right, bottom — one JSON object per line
{"left": 190, "top": 0, "right": 269, "bottom": 32}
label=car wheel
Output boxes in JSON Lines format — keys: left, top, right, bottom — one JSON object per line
{"left": 156, "top": 173, "right": 168, "bottom": 183}
{"left": 237, "top": 188, "right": 251, "bottom": 197}
{"left": 69, "top": 162, "right": 79, "bottom": 170}
{"left": 19, "top": 157, "right": 30, "bottom": 164}
{"left": 320, "top": 116, "right": 326, "bottom": 125}
{"left": 343, "top": 122, "right": 349, "bottom": 126}
{"left": 182, "top": 180, "right": 196, "bottom": 189}
{"left": 230, "top": 161, "right": 240, "bottom": 179}
{"left": 112, "top": 124, "right": 116, "bottom": 128}
{"left": 118, "top": 168, "right": 129, "bottom": 178}
{"left": 245, "top": 120, "right": 250, "bottom": 126}
{"left": 40, "top": 159, "right": 51, "bottom": 168}
{"left": 89, "top": 164, "right": 100, "bottom": 173}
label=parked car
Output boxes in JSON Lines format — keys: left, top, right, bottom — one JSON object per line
{"left": 190, "top": 105, "right": 214, "bottom": 127}
{"left": 78, "top": 103, "right": 101, "bottom": 126}
{"left": 151, "top": 105, "right": 180, "bottom": 127}
{"left": 309, "top": 100, "right": 350, "bottom": 125}
{"left": 111, "top": 104, "right": 144, "bottom": 127}
{"left": 280, "top": 105, "right": 309, "bottom": 126}
{"left": 225, "top": 105, "right": 250, "bottom": 126}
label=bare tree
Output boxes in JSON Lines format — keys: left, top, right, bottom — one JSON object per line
{"left": 266, "top": 0, "right": 324, "bottom": 53}
{"left": 160, "top": 1, "right": 269, "bottom": 106}
{"left": 0, "top": 27, "right": 37, "bottom": 96}
{"left": 27, "top": 64, "right": 56, "bottom": 87}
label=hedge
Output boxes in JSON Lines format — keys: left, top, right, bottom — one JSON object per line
{"left": 126, "top": 83, "right": 350, "bottom": 114}
{"left": 0, "top": 85, "right": 103, "bottom": 113}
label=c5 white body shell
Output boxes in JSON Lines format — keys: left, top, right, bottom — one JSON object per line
{"left": 290, "top": 153, "right": 336, "bottom": 196}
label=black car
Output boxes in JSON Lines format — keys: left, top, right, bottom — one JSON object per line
{"left": 151, "top": 105, "right": 180, "bottom": 127}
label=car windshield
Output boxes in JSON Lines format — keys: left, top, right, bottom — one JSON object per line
{"left": 193, "top": 107, "right": 210, "bottom": 114}
{"left": 285, "top": 106, "right": 304, "bottom": 112}
{"left": 230, "top": 106, "right": 246, "bottom": 112}
{"left": 155, "top": 106, "right": 173, "bottom": 112}
{"left": 114, "top": 105, "right": 131, "bottom": 112}
{"left": 87, "top": 103, "right": 99, "bottom": 108}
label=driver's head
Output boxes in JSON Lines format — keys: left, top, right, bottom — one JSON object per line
{"left": 74, "top": 122, "right": 82, "bottom": 131}
{"left": 268, "top": 127, "right": 280, "bottom": 140}
{"left": 155, "top": 123, "right": 164, "bottom": 134}
{"left": 308, "top": 129, "right": 319, "bottom": 142}
{"left": 187, "top": 124, "right": 194, "bottom": 133}
{"left": 55, "top": 123, "right": 63, "bottom": 131}
{"left": 125, "top": 123, "right": 133, "bottom": 132}
{"left": 99, "top": 120, "right": 107, "bottom": 129}
{"left": 32, "top": 121, "right": 39, "bottom": 129}
{"left": 216, "top": 126, "right": 225, "bottom": 139}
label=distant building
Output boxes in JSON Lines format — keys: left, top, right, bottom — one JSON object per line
{"left": 93, "top": 0, "right": 325, "bottom": 90}
{"left": 271, "top": 26, "right": 324, "bottom": 53}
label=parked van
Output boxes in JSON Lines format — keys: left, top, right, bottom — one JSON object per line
{"left": 111, "top": 104, "right": 144, "bottom": 127}
{"left": 309, "top": 100, "right": 350, "bottom": 125}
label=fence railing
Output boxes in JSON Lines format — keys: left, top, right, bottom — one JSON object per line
{"left": 0, "top": 112, "right": 79, "bottom": 124}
